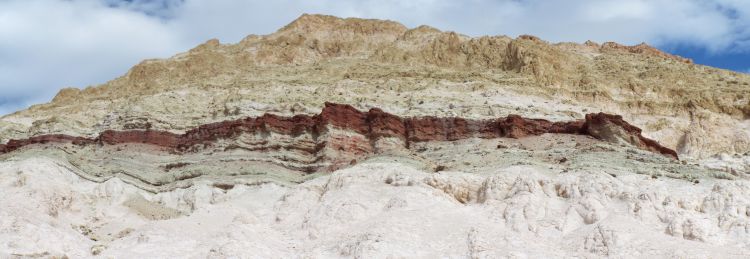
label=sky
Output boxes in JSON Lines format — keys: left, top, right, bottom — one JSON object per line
{"left": 1, "top": 0, "right": 749, "bottom": 115}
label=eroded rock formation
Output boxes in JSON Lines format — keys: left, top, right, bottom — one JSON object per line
{"left": 582, "top": 113, "right": 679, "bottom": 159}
{"left": 2, "top": 14, "right": 749, "bottom": 160}
{"left": 0, "top": 103, "right": 678, "bottom": 172}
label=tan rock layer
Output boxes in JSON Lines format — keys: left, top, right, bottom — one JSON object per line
{"left": 0, "top": 103, "right": 678, "bottom": 168}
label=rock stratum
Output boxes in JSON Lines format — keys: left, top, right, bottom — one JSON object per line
{"left": 1, "top": 14, "right": 750, "bottom": 258}
{"left": 0, "top": 103, "right": 677, "bottom": 188}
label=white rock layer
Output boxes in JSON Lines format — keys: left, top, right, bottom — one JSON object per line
{"left": 1, "top": 157, "right": 750, "bottom": 258}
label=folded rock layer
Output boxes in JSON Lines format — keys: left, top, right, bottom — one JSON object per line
{"left": 0, "top": 103, "right": 678, "bottom": 173}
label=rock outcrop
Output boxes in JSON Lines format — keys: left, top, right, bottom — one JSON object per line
{"left": 583, "top": 113, "right": 679, "bottom": 159}
{"left": 1, "top": 14, "right": 748, "bottom": 160}
{"left": 598, "top": 42, "right": 693, "bottom": 63}
{"left": 3, "top": 13, "right": 750, "bottom": 259}
{"left": 0, "top": 103, "right": 678, "bottom": 171}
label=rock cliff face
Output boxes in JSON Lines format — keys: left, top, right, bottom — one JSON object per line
{"left": 582, "top": 113, "right": 679, "bottom": 159}
{"left": 0, "top": 103, "right": 678, "bottom": 171}
{"left": 1, "top": 14, "right": 748, "bottom": 162}
{"left": 3, "top": 14, "right": 750, "bottom": 258}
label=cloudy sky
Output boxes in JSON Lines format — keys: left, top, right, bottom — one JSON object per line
{"left": 1, "top": 0, "right": 749, "bottom": 115}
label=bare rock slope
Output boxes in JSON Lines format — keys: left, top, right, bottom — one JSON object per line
{"left": 2, "top": 14, "right": 748, "bottom": 160}
{"left": 1, "top": 14, "right": 750, "bottom": 258}
{"left": 1, "top": 102, "right": 681, "bottom": 193}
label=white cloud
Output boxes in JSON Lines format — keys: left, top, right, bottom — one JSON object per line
{"left": 0, "top": 0, "right": 187, "bottom": 114}
{"left": 1, "top": 0, "right": 749, "bottom": 115}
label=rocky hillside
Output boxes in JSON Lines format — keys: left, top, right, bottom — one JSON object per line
{"left": 3, "top": 14, "right": 750, "bottom": 258}
{"left": 1, "top": 14, "right": 748, "bottom": 161}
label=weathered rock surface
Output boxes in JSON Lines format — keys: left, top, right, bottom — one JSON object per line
{"left": 1, "top": 14, "right": 748, "bottom": 162}
{"left": 583, "top": 113, "right": 679, "bottom": 159}
{"left": 1, "top": 157, "right": 748, "bottom": 258}
{"left": 0, "top": 103, "right": 678, "bottom": 168}
{"left": 1, "top": 13, "right": 750, "bottom": 258}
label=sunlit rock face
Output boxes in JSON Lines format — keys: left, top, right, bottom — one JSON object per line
{"left": 1, "top": 14, "right": 749, "bottom": 258}
{"left": 0, "top": 102, "right": 678, "bottom": 192}
{"left": 2, "top": 14, "right": 749, "bottom": 159}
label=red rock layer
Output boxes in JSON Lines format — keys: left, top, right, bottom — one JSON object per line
{"left": 0, "top": 134, "right": 94, "bottom": 153}
{"left": 582, "top": 113, "right": 679, "bottom": 159}
{"left": 0, "top": 102, "right": 678, "bottom": 161}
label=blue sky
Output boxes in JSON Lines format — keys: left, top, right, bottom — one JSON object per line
{"left": 670, "top": 46, "right": 750, "bottom": 73}
{"left": 1, "top": 0, "right": 749, "bottom": 115}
